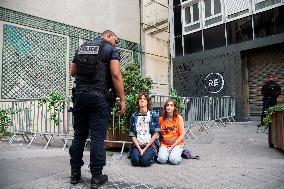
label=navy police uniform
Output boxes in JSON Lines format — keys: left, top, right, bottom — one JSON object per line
{"left": 69, "top": 36, "right": 120, "bottom": 177}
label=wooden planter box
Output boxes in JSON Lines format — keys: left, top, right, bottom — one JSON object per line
{"left": 105, "top": 128, "right": 131, "bottom": 148}
{"left": 269, "top": 111, "right": 284, "bottom": 150}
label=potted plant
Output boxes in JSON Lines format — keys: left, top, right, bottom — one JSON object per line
{"left": 262, "top": 104, "right": 284, "bottom": 149}
{"left": 106, "top": 62, "right": 153, "bottom": 146}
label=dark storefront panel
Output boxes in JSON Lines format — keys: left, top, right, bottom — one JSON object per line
{"left": 175, "top": 36, "right": 183, "bottom": 56}
{"left": 203, "top": 24, "right": 226, "bottom": 50}
{"left": 173, "top": 50, "right": 243, "bottom": 120}
{"left": 226, "top": 16, "right": 253, "bottom": 45}
{"left": 246, "top": 44, "right": 284, "bottom": 116}
{"left": 174, "top": 4, "right": 182, "bottom": 37}
{"left": 254, "top": 5, "right": 284, "bottom": 39}
{"left": 173, "top": 0, "right": 180, "bottom": 7}
{"left": 184, "top": 31, "right": 203, "bottom": 54}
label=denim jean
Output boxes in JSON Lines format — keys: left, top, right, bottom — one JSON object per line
{"left": 157, "top": 145, "right": 183, "bottom": 165}
{"left": 130, "top": 146, "right": 155, "bottom": 167}
{"left": 69, "top": 90, "right": 111, "bottom": 177}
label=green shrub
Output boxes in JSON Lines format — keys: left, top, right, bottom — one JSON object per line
{"left": 112, "top": 62, "right": 153, "bottom": 132}
{"left": 0, "top": 108, "right": 12, "bottom": 135}
{"left": 262, "top": 104, "right": 284, "bottom": 128}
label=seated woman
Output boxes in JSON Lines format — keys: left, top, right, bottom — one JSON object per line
{"left": 129, "top": 92, "right": 160, "bottom": 167}
{"left": 157, "top": 99, "right": 185, "bottom": 165}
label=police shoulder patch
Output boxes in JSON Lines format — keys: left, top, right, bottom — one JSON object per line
{"left": 78, "top": 45, "right": 99, "bottom": 54}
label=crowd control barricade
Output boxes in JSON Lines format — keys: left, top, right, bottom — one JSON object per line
{"left": 210, "top": 96, "right": 235, "bottom": 126}
{"left": 0, "top": 99, "right": 72, "bottom": 149}
{"left": 183, "top": 97, "right": 212, "bottom": 134}
{"left": 183, "top": 96, "right": 236, "bottom": 136}
{"left": 1, "top": 95, "right": 235, "bottom": 151}
{"left": 150, "top": 95, "right": 172, "bottom": 116}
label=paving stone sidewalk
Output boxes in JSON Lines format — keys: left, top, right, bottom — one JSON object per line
{"left": 0, "top": 121, "right": 284, "bottom": 189}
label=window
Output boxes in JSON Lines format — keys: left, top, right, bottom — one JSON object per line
{"left": 254, "top": 0, "right": 282, "bottom": 12}
{"left": 203, "top": 0, "right": 223, "bottom": 27}
{"left": 182, "top": 1, "right": 201, "bottom": 34}
{"left": 203, "top": 24, "right": 226, "bottom": 50}
{"left": 226, "top": 16, "right": 253, "bottom": 44}
{"left": 184, "top": 31, "right": 203, "bottom": 54}
{"left": 253, "top": 5, "right": 284, "bottom": 38}
{"left": 225, "top": 0, "right": 251, "bottom": 20}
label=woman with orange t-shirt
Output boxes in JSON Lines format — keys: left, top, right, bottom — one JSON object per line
{"left": 157, "top": 99, "right": 185, "bottom": 165}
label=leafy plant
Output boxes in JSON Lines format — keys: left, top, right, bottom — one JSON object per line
{"left": 262, "top": 104, "right": 284, "bottom": 128}
{"left": 170, "top": 88, "right": 184, "bottom": 113}
{"left": 39, "top": 92, "right": 67, "bottom": 127}
{"left": 112, "top": 62, "right": 153, "bottom": 132}
{"left": 0, "top": 108, "right": 13, "bottom": 136}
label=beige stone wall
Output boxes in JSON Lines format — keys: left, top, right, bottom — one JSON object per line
{"left": 0, "top": 0, "right": 141, "bottom": 43}
{"left": 142, "top": 0, "right": 170, "bottom": 95}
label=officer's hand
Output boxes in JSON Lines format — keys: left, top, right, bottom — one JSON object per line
{"left": 117, "top": 100, "right": 126, "bottom": 116}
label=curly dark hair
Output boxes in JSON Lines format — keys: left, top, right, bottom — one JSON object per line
{"left": 135, "top": 92, "right": 152, "bottom": 110}
{"left": 161, "top": 99, "right": 180, "bottom": 120}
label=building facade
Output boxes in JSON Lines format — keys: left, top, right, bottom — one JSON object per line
{"left": 142, "top": 0, "right": 170, "bottom": 95}
{"left": 0, "top": 0, "right": 142, "bottom": 99}
{"left": 171, "top": 0, "right": 284, "bottom": 121}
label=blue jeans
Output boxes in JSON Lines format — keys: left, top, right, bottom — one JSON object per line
{"left": 69, "top": 90, "right": 111, "bottom": 177}
{"left": 130, "top": 146, "right": 155, "bottom": 167}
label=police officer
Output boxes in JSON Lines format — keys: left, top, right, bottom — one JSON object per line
{"left": 69, "top": 30, "right": 125, "bottom": 188}
{"left": 260, "top": 73, "right": 281, "bottom": 126}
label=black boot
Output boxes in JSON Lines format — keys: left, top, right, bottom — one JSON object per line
{"left": 70, "top": 168, "right": 81, "bottom": 184}
{"left": 90, "top": 175, "right": 108, "bottom": 189}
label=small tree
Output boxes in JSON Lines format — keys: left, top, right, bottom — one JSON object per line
{"left": 112, "top": 62, "right": 153, "bottom": 132}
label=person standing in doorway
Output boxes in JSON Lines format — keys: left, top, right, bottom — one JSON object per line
{"left": 259, "top": 73, "right": 281, "bottom": 126}
{"left": 69, "top": 30, "right": 125, "bottom": 188}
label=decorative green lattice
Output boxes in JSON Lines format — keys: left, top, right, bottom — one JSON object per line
{"left": 2, "top": 24, "right": 67, "bottom": 99}
{"left": 0, "top": 7, "right": 142, "bottom": 98}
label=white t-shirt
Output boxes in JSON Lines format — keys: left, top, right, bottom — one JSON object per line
{"left": 136, "top": 111, "right": 151, "bottom": 145}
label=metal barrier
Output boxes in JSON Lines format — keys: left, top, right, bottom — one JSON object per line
{"left": 183, "top": 96, "right": 236, "bottom": 136}
{"left": 0, "top": 95, "right": 235, "bottom": 151}
{"left": 0, "top": 99, "right": 72, "bottom": 149}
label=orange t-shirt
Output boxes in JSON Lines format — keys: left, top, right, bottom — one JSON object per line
{"left": 159, "top": 116, "right": 184, "bottom": 147}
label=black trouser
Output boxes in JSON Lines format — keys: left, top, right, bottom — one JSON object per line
{"left": 69, "top": 90, "right": 111, "bottom": 177}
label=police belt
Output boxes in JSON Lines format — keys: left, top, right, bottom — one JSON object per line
{"left": 75, "top": 85, "right": 110, "bottom": 96}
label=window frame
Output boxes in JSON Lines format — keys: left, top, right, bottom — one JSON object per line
{"left": 252, "top": 0, "right": 284, "bottom": 14}
{"left": 182, "top": 0, "right": 202, "bottom": 35}
{"left": 202, "top": 0, "right": 225, "bottom": 29}
{"left": 224, "top": 0, "right": 252, "bottom": 23}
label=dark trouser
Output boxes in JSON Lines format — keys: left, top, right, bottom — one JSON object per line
{"left": 130, "top": 146, "right": 155, "bottom": 167}
{"left": 69, "top": 91, "right": 111, "bottom": 177}
{"left": 261, "top": 98, "right": 277, "bottom": 125}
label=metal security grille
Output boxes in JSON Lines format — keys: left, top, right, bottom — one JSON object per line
{"left": 2, "top": 24, "right": 67, "bottom": 99}
{"left": 247, "top": 44, "right": 284, "bottom": 116}
{"left": 225, "top": 0, "right": 250, "bottom": 18}
{"left": 118, "top": 48, "right": 134, "bottom": 70}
